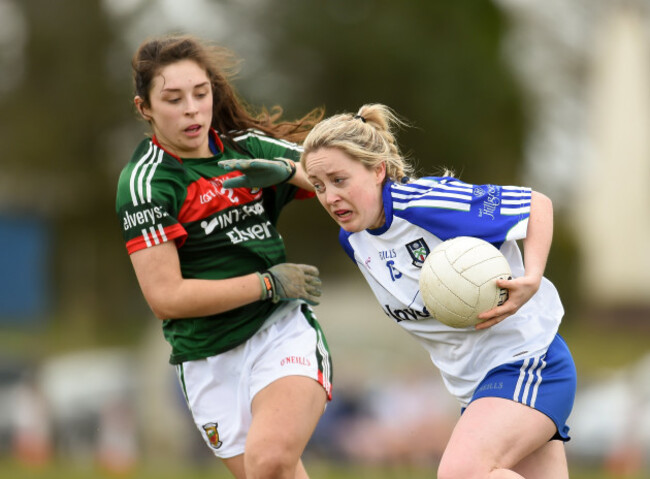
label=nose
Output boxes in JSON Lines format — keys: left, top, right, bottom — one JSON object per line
{"left": 185, "top": 97, "right": 199, "bottom": 115}
{"left": 325, "top": 189, "right": 339, "bottom": 205}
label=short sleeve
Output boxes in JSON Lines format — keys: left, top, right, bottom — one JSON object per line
{"left": 115, "top": 153, "right": 188, "bottom": 255}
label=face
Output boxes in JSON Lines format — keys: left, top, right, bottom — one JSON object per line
{"left": 136, "top": 59, "right": 213, "bottom": 158}
{"left": 305, "top": 147, "right": 386, "bottom": 232}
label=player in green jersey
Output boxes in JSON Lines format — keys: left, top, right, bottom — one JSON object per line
{"left": 116, "top": 34, "right": 332, "bottom": 479}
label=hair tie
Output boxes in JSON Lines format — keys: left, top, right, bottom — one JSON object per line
{"left": 353, "top": 114, "right": 366, "bottom": 123}
{"left": 400, "top": 176, "right": 410, "bottom": 184}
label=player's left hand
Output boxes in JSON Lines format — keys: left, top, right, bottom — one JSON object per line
{"left": 219, "top": 158, "right": 296, "bottom": 189}
{"left": 474, "top": 275, "right": 541, "bottom": 330}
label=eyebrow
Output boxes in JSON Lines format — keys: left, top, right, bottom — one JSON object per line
{"left": 161, "top": 81, "right": 210, "bottom": 93}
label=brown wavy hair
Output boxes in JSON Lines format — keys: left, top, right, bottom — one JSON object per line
{"left": 132, "top": 34, "right": 324, "bottom": 147}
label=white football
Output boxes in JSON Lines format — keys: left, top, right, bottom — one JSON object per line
{"left": 419, "top": 236, "right": 512, "bottom": 328}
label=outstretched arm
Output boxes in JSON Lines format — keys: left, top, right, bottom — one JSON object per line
{"left": 219, "top": 158, "right": 314, "bottom": 191}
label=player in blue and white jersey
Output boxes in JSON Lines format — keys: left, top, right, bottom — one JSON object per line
{"left": 300, "top": 104, "right": 577, "bottom": 479}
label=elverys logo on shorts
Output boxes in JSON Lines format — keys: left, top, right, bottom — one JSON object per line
{"left": 202, "top": 422, "right": 223, "bottom": 449}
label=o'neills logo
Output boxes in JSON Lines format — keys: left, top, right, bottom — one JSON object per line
{"left": 280, "top": 356, "right": 311, "bottom": 367}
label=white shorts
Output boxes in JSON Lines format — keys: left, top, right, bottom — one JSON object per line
{"left": 175, "top": 302, "right": 333, "bottom": 458}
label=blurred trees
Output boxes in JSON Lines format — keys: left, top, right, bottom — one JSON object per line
{"left": 235, "top": 0, "right": 528, "bottom": 275}
{"left": 0, "top": 0, "right": 141, "bottom": 343}
{"left": 240, "top": 0, "right": 525, "bottom": 184}
{"left": 0, "top": 0, "right": 531, "bottom": 345}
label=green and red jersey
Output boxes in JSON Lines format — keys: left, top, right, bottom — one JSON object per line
{"left": 115, "top": 129, "right": 313, "bottom": 364}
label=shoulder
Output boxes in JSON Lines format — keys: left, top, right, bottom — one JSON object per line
{"left": 229, "top": 129, "right": 302, "bottom": 158}
{"left": 395, "top": 176, "right": 474, "bottom": 193}
{"left": 121, "top": 137, "right": 184, "bottom": 174}
{"left": 390, "top": 176, "right": 475, "bottom": 211}
{"left": 116, "top": 138, "right": 185, "bottom": 200}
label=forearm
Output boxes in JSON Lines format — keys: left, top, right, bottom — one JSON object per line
{"left": 219, "top": 157, "right": 315, "bottom": 191}
{"left": 287, "top": 161, "right": 315, "bottom": 191}
{"left": 150, "top": 274, "right": 263, "bottom": 319}
{"left": 522, "top": 191, "right": 553, "bottom": 282}
{"left": 130, "top": 242, "right": 264, "bottom": 320}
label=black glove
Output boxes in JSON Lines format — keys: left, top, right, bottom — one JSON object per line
{"left": 257, "top": 263, "right": 322, "bottom": 306}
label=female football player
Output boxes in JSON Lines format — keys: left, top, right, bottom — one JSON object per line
{"left": 115, "top": 34, "right": 332, "bottom": 479}
{"left": 298, "top": 103, "right": 576, "bottom": 479}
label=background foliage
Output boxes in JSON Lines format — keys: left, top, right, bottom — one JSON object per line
{"left": 2, "top": 1, "right": 649, "bottom": 477}
{"left": 0, "top": 0, "right": 543, "bottom": 345}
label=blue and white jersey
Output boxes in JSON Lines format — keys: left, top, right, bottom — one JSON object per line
{"left": 340, "top": 177, "right": 564, "bottom": 406}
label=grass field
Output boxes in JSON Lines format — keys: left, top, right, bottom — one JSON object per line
{"left": 0, "top": 460, "right": 647, "bottom": 479}
{"left": 1, "top": 292, "right": 648, "bottom": 479}
{"left": 2, "top": 320, "right": 648, "bottom": 479}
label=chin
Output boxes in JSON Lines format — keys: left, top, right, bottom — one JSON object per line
{"left": 339, "top": 222, "right": 362, "bottom": 233}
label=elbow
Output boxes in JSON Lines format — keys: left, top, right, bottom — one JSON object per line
{"left": 150, "top": 305, "right": 170, "bottom": 320}
{"left": 144, "top": 292, "right": 183, "bottom": 320}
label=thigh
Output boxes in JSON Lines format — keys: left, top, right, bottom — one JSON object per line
{"left": 178, "top": 351, "right": 251, "bottom": 459}
{"left": 443, "top": 397, "right": 557, "bottom": 471}
{"left": 178, "top": 304, "right": 333, "bottom": 460}
{"left": 249, "top": 303, "right": 333, "bottom": 402}
{"left": 471, "top": 334, "right": 577, "bottom": 441}
{"left": 243, "top": 306, "right": 331, "bottom": 474}
{"left": 513, "top": 439, "right": 568, "bottom": 479}
{"left": 248, "top": 375, "right": 327, "bottom": 454}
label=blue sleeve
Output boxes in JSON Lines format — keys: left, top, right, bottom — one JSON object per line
{"left": 393, "top": 178, "right": 531, "bottom": 248}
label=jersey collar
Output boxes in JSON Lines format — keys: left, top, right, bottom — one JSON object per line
{"left": 208, "top": 129, "right": 224, "bottom": 155}
{"left": 366, "top": 180, "right": 395, "bottom": 235}
{"left": 151, "top": 128, "right": 224, "bottom": 163}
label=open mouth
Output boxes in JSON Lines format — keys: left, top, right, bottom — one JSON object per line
{"left": 185, "top": 124, "right": 201, "bottom": 134}
{"left": 333, "top": 209, "right": 352, "bottom": 220}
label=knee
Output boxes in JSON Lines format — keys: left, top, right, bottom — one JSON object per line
{"left": 245, "top": 444, "right": 296, "bottom": 479}
{"left": 437, "top": 455, "right": 481, "bottom": 479}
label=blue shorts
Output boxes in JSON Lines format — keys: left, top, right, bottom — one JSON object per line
{"left": 468, "top": 334, "right": 576, "bottom": 441}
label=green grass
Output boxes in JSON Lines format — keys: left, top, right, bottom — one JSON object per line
{"left": 1, "top": 460, "right": 647, "bottom": 479}
{"left": 2, "top": 316, "right": 648, "bottom": 479}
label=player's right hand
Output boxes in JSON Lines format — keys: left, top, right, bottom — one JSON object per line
{"left": 219, "top": 158, "right": 296, "bottom": 189}
{"left": 257, "top": 263, "right": 322, "bottom": 306}
{"left": 475, "top": 275, "right": 538, "bottom": 330}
